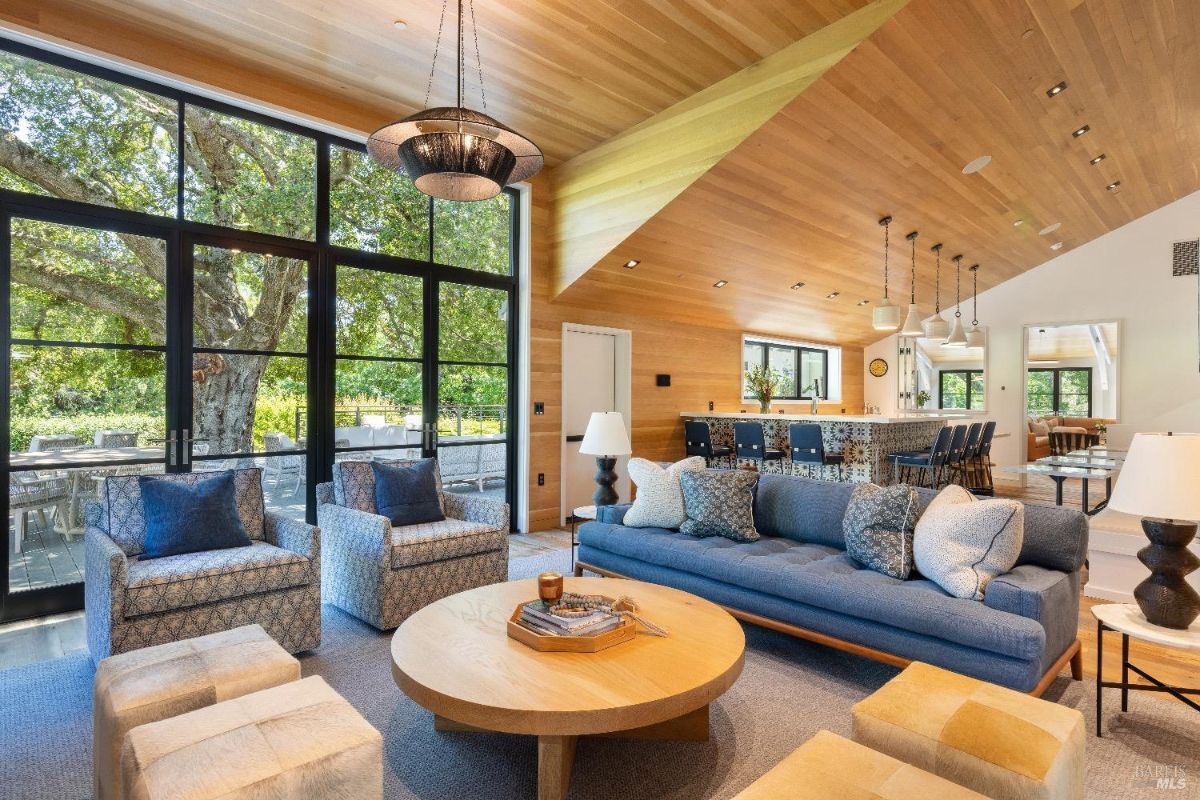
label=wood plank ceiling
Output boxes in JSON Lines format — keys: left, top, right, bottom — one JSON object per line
{"left": 3, "top": 0, "right": 1199, "bottom": 348}
{"left": 558, "top": 0, "right": 1200, "bottom": 346}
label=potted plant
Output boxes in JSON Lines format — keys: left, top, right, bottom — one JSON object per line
{"left": 745, "top": 365, "right": 781, "bottom": 413}
{"left": 915, "top": 390, "right": 931, "bottom": 410}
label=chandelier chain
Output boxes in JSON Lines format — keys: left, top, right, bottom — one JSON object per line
{"left": 457, "top": 0, "right": 464, "bottom": 108}
{"left": 469, "top": 0, "right": 487, "bottom": 110}
{"left": 909, "top": 232, "right": 917, "bottom": 304}
{"left": 933, "top": 247, "right": 941, "bottom": 313}
{"left": 971, "top": 265, "right": 979, "bottom": 325}
{"left": 882, "top": 218, "right": 890, "bottom": 300}
{"left": 424, "top": 0, "right": 450, "bottom": 109}
{"left": 954, "top": 256, "right": 962, "bottom": 319}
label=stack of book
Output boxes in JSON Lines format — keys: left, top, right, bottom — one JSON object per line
{"left": 517, "top": 601, "right": 622, "bottom": 637}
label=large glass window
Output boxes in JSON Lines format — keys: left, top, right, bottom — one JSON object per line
{"left": 939, "top": 370, "right": 984, "bottom": 410}
{"left": 329, "top": 145, "right": 429, "bottom": 260}
{"left": 1026, "top": 368, "right": 1092, "bottom": 417}
{"left": 743, "top": 339, "right": 830, "bottom": 400}
{"left": 0, "top": 51, "right": 177, "bottom": 216}
{"left": 434, "top": 194, "right": 512, "bottom": 275}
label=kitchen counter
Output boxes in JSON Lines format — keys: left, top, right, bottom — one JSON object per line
{"left": 678, "top": 411, "right": 973, "bottom": 424}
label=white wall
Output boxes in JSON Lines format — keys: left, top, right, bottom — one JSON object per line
{"left": 866, "top": 189, "right": 1200, "bottom": 470}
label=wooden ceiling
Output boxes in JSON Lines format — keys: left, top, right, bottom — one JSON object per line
{"left": 0, "top": 0, "right": 871, "bottom": 165}
{"left": 559, "top": 0, "right": 1200, "bottom": 345}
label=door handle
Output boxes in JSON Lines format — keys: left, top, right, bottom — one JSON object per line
{"left": 181, "top": 429, "right": 190, "bottom": 466}
{"left": 165, "top": 429, "right": 177, "bottom": 467}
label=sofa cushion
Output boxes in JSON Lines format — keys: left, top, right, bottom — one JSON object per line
{"left": 124, "top": 541, "right": 312, "bottom": 618}
{"left": 389, "top": 518, "right": 506, "bottom": 569}
{"left": 624, "top": 457, "right": 705, "bottom": 529}
{"left": 753, "top": 474, "right": 856, "bottom": 548}
{"left": 372, "top": 459, "right": 444, "bottom": 526}
{"left": 100, "top": 469, "right": 265, "bottom": 557}
{"left": 578, "top": 523, "right": 1045, "bottom": 661}
{"left": 842, "top": 483, "right": 919, "bottom": 580}
{"left": 680, "top": 469, "right": 759, "bottom": 542}
{"left": 914, "top": 485, "right": 1024, "bottom": 600}
{"left": 139, "top": 472, "right": 252, "bottom": 560}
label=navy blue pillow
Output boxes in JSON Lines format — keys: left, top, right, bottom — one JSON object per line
{"left": 372, "top": 459, "right": 444, "bottom": 526}
{"left": 139, "top": 472, "right": 252, "bottom": 560}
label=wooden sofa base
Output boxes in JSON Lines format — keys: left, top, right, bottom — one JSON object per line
{"left": 574, "top": 560, "right": 1083, "bottom": 698}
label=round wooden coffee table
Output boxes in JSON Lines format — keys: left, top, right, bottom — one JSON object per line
{"left": 391, "top": 577, "right": 745, "bottom": 800}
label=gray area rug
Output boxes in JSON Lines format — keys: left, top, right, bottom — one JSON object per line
{"left": 1, "top": 549, "right": 1196, "bottom": 799}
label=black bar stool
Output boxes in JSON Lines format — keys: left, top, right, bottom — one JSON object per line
{"left": 939, "top": 425, "right": 968, "bottom": 488}
{"left": 889, "top": 425, "right": 954, "bottom": 487}
{"left": 948, "top": 422, "right": 982, "bottom": 487}
{"left": 788, "top": 423, "right": 844, "bottom": 481}
{"left": 973, "top": 421, "right": 997, "bottom": 494}
{"left": 684, "top": 420, "right": 733, "bottom": 467}
{"left": 734, "top": 422, "right": 783, "bottom": 468}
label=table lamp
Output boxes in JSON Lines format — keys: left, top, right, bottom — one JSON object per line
{"left": 579, "top": 411, "right": 632, "bottom": 506}
{"left": 1107, "top": 432, "right": 1200, "bottom": 629}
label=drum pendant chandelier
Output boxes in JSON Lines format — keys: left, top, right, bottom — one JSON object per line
{"left": 367, "top": 0, "right": 543, "bottom": 201}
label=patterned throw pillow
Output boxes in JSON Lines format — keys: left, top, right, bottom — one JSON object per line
{"left": 624, "top": 457, "right": 706, "bottom": 529}
{"left": 842, "top": 483, "right": 919, "bottom": 580}
{"left": 680, "top": 470, "right": 759, "bottom": 542}
{"left": 914, "top": 485, "right": 1025, "bottom": 600}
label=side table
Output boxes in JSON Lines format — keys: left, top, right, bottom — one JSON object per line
{"left": 569, "top": 505, "right": 597, "bottom": 572}
{"left": 1092, "top": 602, "right": 1200, "bottom": 737}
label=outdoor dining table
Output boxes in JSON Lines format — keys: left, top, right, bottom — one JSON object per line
{"left": 10, "top": 446, "right": 165, "bottom": 536}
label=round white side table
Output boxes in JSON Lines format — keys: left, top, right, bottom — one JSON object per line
{"left": 1091, "top": 602, "right": 1200, "bottom": 737}
{"left": 569, "top": 505, "right": 597, "bottom": 572}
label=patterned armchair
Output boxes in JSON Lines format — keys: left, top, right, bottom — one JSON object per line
{"left": 84, "top": 468, "right": 320, "bottom": 662}
{"left": 317, "top": 460, "right": 509, "bottom": 630}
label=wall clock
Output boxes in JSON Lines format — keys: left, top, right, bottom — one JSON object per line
{"left": 869, "top": 358, "right": 889, "bottom": 377}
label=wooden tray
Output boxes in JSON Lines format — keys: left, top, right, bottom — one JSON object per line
{"left": 507, "top": 604, "right": 636, "bottom": 653}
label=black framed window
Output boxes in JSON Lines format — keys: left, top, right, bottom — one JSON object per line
{"left": 1027, "top": 368, "right": 1092, "bottom": 417}
{"left": 0, "top": 38, "right": 522, "bottom": 622}
{"left": 742, "top": 339, "right": 830, "bottom": 400}
{"left": 938, "top": 370, "right": 984, "bottom": 410}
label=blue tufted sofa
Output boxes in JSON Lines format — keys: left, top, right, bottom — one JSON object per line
{"left": 575, "top": 473, "right": 1087, "bottom": 695}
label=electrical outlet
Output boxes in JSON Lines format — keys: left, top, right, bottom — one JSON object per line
{"left": 534, "top": 401, "right": 545, "bottom": 415}
{"left": 537, "top": 473, "right": 545, "bottom": 486}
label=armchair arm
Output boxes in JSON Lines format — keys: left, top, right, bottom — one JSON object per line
{"left": 85, "top": 507, "right": 128, "bottom": 659}
{"left": 595, "top": 503, "right": 632, "bottom": 525}
{"left": 442, "top": 492, "right": 509, "bottom": 530}
{"left": 316, "top": 501, "right": 391, "bottom": 562}
{"left": 264, "top": 512, "right": 320, "bottom": 564}
{"left": 985, "top": 564, "right": 1080, "bottom": 668}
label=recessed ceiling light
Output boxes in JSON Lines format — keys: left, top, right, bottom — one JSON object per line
{"left": 1071, "top": 124, "right": 1090, "bottom": 138}
{"left": 1013, "top": 219, "right": 1024, "bottom": 226}
{"left": 1046, "top": 81, "right": 1068, "bottom": 97}
{"left": 1106, "top": 180, "right": 1122, "bottom": 192}
{"left": 713, "top": 280, "right": 728, "bottom": 288}
{"left": 230, "top": 248, "right": 241, "bottom": 254}
{"left": 1050, "top": 241, "right": 1064, "bottom": 250}
{"left": 623, "top": 259, "right": 639, "bottom": 269}
{"left": 790, "top": 282, "right": 805, "bottom": 290}
{"left": 1038, "top": 222, "right": 1061, "bottom": 235}
{"left": 826, "top": 291, "right": 840, "bottom": 300}
{"left": 962, "top": 155, "right": 992, "bottom": 174}
{"left": 393, "top": 20, "right": 408, "bottom": 29}
{"left": 1089, "top": 153, "right": 1107, "bottom": 165}
{"left": 856, "top": 299, "right": 871, "bottom": 306}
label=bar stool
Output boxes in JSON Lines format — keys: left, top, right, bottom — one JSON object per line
{"left": 684, "top": 420, "right": 733, "bottom": 467}
{"left": 788, "top": 423, "right": 844, "bottom": 481}
{"left": 939, "top": 425, "right": 968, "bottom": 488}
{"left": 947, "top": 422, "right": 982, "bottom": 487}
{"left": 734, "top": 422, "right": 783, "bottom": 468}
{"left": 972, "top": 421, "right": 997, "bottom": 495}
{"left": 889, "top": 425, "right": 954, "bottom": 487}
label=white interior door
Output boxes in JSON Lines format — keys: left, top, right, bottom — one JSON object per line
{"left": 563, "top": 329, "right": 618, "bottom": 514}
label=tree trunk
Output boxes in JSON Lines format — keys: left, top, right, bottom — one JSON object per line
{"left": 192, "top": 354, "right": 268, "bottom": 455}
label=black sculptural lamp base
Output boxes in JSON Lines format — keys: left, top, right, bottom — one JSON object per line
{"left": 592, "top": 456, "right": 619, "bottom": 507}
{"left": 1136, "top": 518, "right": 1200, "bottom": 630}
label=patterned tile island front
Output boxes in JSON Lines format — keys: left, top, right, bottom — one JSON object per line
{"left": 680, "top": 411, "right": 975, "bottom": 484}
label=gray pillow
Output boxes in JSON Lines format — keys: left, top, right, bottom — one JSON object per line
{"left": 680, "top": 470, "right": 759, "bottom": 542}
{"left": 842, "top": 483, "right": 919, "bottom": 580}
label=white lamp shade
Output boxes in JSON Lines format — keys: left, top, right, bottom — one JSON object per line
{"left": 579, "top": 411, "right": 631, "bottom": 456}
{"left": 943, "top": 315, "right": 967, "bottom": 347}
{"left": 965, "top": 323, "right": 986, "bottom": 348}
{"left": 924, "top": 313, "right": 950, "bottom": 340}
{"left": 1108, "top": 433, "right": 1200, "bottom": 520}
{"left": 873, "top": 299, "right": 900, "bottom": 330}
{"left": 899, "top": 303, "right": 924, "bottom": 337}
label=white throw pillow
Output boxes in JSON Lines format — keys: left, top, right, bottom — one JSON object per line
{"left": 623, "top": 457, "right": 707, "bottom": 529}
{"left": 914, "top": 485, "right": 1024, "bottom": 600}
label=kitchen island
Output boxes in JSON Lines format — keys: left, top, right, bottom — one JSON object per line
{"left": 680, "top": 411, "right": 976, "bottom": 484}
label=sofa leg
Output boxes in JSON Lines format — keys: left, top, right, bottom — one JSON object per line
{"left": 573, "top": 564, "right": 584, "bottom": 577}
{"left": 1070, "top": 644, "right": 1084, "bottom": 681}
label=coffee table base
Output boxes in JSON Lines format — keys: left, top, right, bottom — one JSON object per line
{"left": 434, "top": 704, "right": 711, "bottom": 800}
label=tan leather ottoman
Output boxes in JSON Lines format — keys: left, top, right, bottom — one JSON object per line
{"left": 94, "top": 624, "right": 299, "bottom": 800}
{"left": 120, "top": 676, "right": 382, "bottom": 800}
{"left": 732, "top": 730, "right": 988, "bottom": 799}
{"left": 853, "top": 662, "right": 1084, "bottom": 800}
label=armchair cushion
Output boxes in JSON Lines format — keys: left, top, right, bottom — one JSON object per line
{"left": 333, "top": 459, "right": 444, "bottom": 515}
{"left": 139, "top": 472, "right": 251, "bottom": 560}
{"left": 99, "top": 469, "right": 265, "bottom": 557}
{"left": 390, "top": 519, "right": 506, "bottom": 569}
{"left": 371, "top": 460, "right": 444, "bottom": 526}
{"left": 124, "top": 541, "right": 313, "bottom": 618}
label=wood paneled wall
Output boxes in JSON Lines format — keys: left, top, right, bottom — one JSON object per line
{"left": 528, "top": 176, "right": 863, "bottom": 531}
